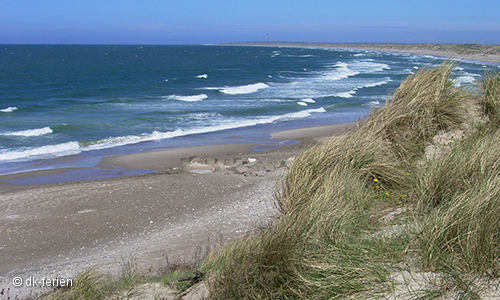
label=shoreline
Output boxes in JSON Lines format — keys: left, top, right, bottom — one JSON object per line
{"left": 0, "top": 122, "right": 355, "bottom": 191}
{"left": 2, "top": 43, "right": 498, "bottom": 189}
{"left": 223, "top": 42, "right": 500, "bottom": 64}
{"left": 0, "top": 122, "right": 355, "bottom": 299}
{"left": 101, "top": 122, "right": 356, "bottom": 173}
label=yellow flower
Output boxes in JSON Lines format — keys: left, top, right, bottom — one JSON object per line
{"left": 406, "top": 173, "right": 410, "bottom": 176}
{"left": 373, "top": 178, "right": 378, "bottom": 183}
{"left": 376, "top": 185, "right": 380, "bottom": 189}
{"left": 385, "top": 192, "right": 390, "bottom": 197}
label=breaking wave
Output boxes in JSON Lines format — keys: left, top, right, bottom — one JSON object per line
{"left": 2, "top": 127, "right": 53, "bottom": 137}
{"left": 1, "top": 107, "right": 18, "bottom": 113}
{"left": 163, "top": 94, "right": 208, "bottom": 102}
{"left": 0, "top": 107, "right": 326, "bottom": 162}
{"left": 219, "top": 83, "right": 269, "bottom": 95}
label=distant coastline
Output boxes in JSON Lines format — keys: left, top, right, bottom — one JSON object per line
{"left": 222, "top": 42, "right": 500, "bottom": 64}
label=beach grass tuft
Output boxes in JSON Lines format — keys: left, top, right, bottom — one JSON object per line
{"left": 416, "top": 127, "right": 500, "bottom": 275}
{"left": 36, "top": 267, "right": 104, "bottom": 300}
{"left": 361, "top": 61, "right": 467, "bottom": 163}
{"left": 479, "top": 70, "right": 500, "bottom": 126}
{"left": 35, "top": 262, "right": 148, "bottom": 300}
{"left": 200, "top": 62, "right": 500, "bottom": 299}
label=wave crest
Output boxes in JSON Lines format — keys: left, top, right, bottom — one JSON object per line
{"left": 163, "top": 94, "right": 208, "bottom": 102}
{"left": 219, "top": 83, "right": 269, "bottom": 95}
{"left": 0, "top": 141, "right": 80, "bottom": 161}
{"left": 0, "top": 108, "right": 326, "bottom": 163}
{"left": 1, "top": 107, "right": 18, "bottom": 113}
{"left": 326, "top": 62, "right": 360, "bottom": 80}
{"left": 2, "top": 127, "right": 53, "bottom": 137}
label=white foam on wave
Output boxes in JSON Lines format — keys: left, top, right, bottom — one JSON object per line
{"left": 361, "top": 79, "right": 391, "bottom": 88}
{"left": 351, "top": 60, "right": 391, "bottom": 73}
{"left": 325, "top": 62, "right": 360, "bottom": 80}
{"left": 333, "top": 79, "right": 391, "bottom": 98}
{"left": 297, "top": 101, "right": 308, "bottom": 106}
{"left": 83, "top": 108, "right": 327, "bottom": 152}
{"left": 325, "top": 61, "right": 390, "bottom": 81}
{"left": 363, "top": 101, "right": 381, "bottom": 107}
{"left": 453, "top": 75, "right": 477, "bottom": 87}
{"left": 163, "top": 94, "right": 208, "bottom": 102}
{"left": 2, "top": 127, "right": 53, "bottom": 137}
{"left": 283, "top": 54, "right": 315, "bottom": 58}
{"left": 219, "top": 83, "right": 269, "bottom": 95}
{"left": 0, "top": 141, "right": 81, "bottom": 162}
{"left": 1, "top": 106, "right": 18, "bottom": 113}
{"left": 452, "top": 70, "right": 481, "bottom": 87}
{"left": 196, "top": 74, "right": 208, "bottom": 79}
{"left": 302, "top": 98, "right": 316, "bottom": 103}
{"left": 0, "top": 108, "right": 327, "bottom": 163}
{"left": 279, "top": 107, "right": 326, "bottom": 119}
{"left": 179, "top": 112, "right": 222, "bottom": 121}
{"left": 335, "top": 90, "right": 357, "bottom": 98}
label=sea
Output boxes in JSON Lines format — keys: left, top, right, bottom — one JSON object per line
{"left": 0, "top": 45, "right": 496, "bottom": 184}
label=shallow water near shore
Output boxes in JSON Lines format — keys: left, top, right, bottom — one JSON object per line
{"left": 0, "top": 45, "right": 493, "bottom": 182}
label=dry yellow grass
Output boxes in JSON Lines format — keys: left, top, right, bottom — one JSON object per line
{"left": 200, "top": 62, "right": 500, "bottom": 299}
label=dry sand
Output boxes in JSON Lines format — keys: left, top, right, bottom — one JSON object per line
{"left": 225, "top": 42, "right": 500, "bottom": 64}
{"left": 0, "top": 123, "right": 353, "bottom": 299}
{"left": 330, "top": 44, "right": 500, "bottom": 64}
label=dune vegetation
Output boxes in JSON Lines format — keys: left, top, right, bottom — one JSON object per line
{"left": 33, "top": 62, "right": 500, "bottom": 299}
{"left": 200, "top": 62, "right": 500, "bottom": 299}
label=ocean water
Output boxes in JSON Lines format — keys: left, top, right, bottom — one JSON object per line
{"left": 0, "top": 45, "right": 494, "bottom": 179}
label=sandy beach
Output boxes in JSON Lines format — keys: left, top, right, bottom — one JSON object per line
{"left": 329, "top": 44, "right": 500, "bottom": 64}
{"left": 224, "top": 42, "right": 500, "bottom": 64}
{"left": 1, "top": 42, "right": 498, "bottom": 298}
{"left": 0, "top": 123, "right": 354, "bottom": 298}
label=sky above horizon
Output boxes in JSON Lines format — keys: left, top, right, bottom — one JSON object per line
{"left": 1, "top": 0, "right": 499, "bottom": 45}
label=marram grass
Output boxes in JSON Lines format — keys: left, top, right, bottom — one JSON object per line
{"left": 201, "top": 62, "right": 500, "bottom": 299}
{"left": 417, "top": 128, "right": 500, "bottom": 275}
{"left": 36, "top": 267, "right": 104, "bottom": 300}
{"left": 479, "top": 70, "right": 500, "bottom": 127}
{"left": 362, "top": 61, "right": 468, "bottom": 163}
{"left": 35, "top": 263, "right": 146, "bottom": 300}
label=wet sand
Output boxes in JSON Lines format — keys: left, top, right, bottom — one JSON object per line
{"left": 0, "top": 123, "right": 353, "bottom": 299}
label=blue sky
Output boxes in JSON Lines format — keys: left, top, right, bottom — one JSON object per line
{"left": 1, "top": 0, "right": 499, "bottom": 44}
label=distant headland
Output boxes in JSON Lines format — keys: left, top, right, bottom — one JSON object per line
{"left": 222, "top": 42, "right": 500, "bottom": 64}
